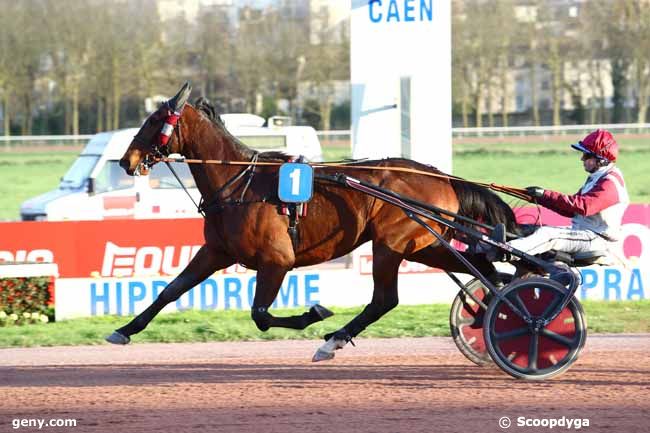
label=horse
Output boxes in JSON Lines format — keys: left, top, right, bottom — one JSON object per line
{"left": 108, "top": 83, "right": 518, "bottom": 361}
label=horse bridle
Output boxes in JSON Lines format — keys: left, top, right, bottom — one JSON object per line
{"left": 132, "top": 102, "right": 184, "bottom": 175}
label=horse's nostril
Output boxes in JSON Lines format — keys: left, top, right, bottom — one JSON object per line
{"left": 119, "top": 159, "right": 130, "bottom": 171}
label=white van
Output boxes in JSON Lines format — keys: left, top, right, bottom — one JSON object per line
{"left": 20, "top": 115, "right": 323, "bottom": 221}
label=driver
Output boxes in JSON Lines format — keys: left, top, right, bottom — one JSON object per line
{"left": 490, "top": 129, "right": 629, "bottom": 262}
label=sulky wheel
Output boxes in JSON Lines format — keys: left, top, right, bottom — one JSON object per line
{"left": 450, "top": 273, "right": 512, "bottom": 366}
{"left": 483, "top": 277, "right": 587, "bottom": 380}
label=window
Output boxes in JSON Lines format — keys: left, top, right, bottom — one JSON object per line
{"left": 94, "top": 160, "right": 135, "bottom": 194}
{"left": 516, "top": 95, "right": 525, "bottom": 112}
{"left": 148, "top": 162, "right": 196, "bottom": 189}
{"left": 60, "top": 155, "right": 100, "bottom": 189}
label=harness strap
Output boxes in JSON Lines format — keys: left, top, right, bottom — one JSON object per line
{"left": 198, "top": 153, "right": 262, "bottom": 214}
{"left": 164, "top": 161, "right": 205, "bottom": 217}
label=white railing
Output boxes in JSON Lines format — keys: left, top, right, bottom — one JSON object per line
{"left": 453, "top": 123, "right": 650, "bottom": 138}
{"left": 0, "top": 134, "right": 92, "bottom": 150}
{"left": 0, "top": 134, "right": 93, "bottom": 142}
{"left": 3, "top": 123, "right": 650, "bottom": 148}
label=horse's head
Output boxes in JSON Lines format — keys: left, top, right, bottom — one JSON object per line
{"left": 120, "top": 82, "right": 192, "bottom": 176}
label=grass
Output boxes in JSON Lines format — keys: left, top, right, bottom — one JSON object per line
{"left": 0, "top": 150, "right": 79, "bottom": 221}
{"left": 1, "top": 301, "right": 649, "bottom": 348}
{"left": 452, "top": 150, "right": 650, "bottom": 204}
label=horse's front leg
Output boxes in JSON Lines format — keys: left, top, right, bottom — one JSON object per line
{"left": 250, "top": 263, "right": 334, "bottom": 332}
{"left": 105, "top": 245, "right": 235, "bottom": 344}
{"left": 313, "top": 243, "right": 402, "bottom": 362}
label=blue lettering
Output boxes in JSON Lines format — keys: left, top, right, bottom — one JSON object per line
{"left": 247, "top": 276, "right": 256, "bottom": 309}
{"left": 128, "top": 281, "right": 147, "bottom": 315}
{"left": 200, "top": 279, "right": 218, "bottom": 310}
{"left": 387, "top": 0, "right": 400, "bottom": 22}
{"left": 305, "top": 274, "right": 319, "bottom": 306}
{"left": 369, "top": 0, "right": 382, "bottom": 23}
{"left": 604, "top": 269, "right": 622, "bottom": 301}
{"left": 278, "top": 275, "right": 299, "bottom": 307}
{"left": 420, "top": 0, "right": 432, "bottom": 21}
{"left": 152, "top": 280, "right": 167, "bottom": 300}
{"left": 368, "top": 0, "right": 432, "bottom": 23}
{"left": 90, "top": 282, "right": 110, "bottom": 316}
{"left": 224, "top": 277, "right": 242, "bottom": 310}
{"left": 404, "top": 0, "right": 415, "bottom": 21}
{"left": 115, "top": 281, "right": 123, "bottom": 315}
{"left": 627, "top": 268, "right": 645, "bottom": 300}
{"left": 579, "top": 269, "right": 598, "bottom": 300}
{"left": 176, "top": 287, "right": 195, "bottom": 311}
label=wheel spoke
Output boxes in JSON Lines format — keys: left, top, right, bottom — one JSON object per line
{"left": 540, "top": 328, "right": 575, "bottom": 347}
{"left": 528, "top": 333, "right": 539, "bottom": 370}
{"left": 540, "top": 291, "right": 562, "bottom": 318}
{"left": 512, "top": 292, "right": 531, "bottom": 318}
{"left": 462, "top": 292, "right": 489, "bottom": 311}
{"left": 457, "top": 316, "right": 479, "bottom": 326}
{"left": 494, "top": 327, "right": 529, "bottom": 341}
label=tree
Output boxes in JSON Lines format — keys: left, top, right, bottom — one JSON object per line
{"left": 42, "top": 0, "right": 97, "bottom": 135}
{"left": 193, "top": 5, "right": 233, "bottom": 104}
{"left": 302, "top": 6, "right": 349, "bottom": 129}
{"left": 453, "top": 1, "right": 516, "bottom": 127}
{"left": 232, "top": 7, "right": 268, "bottom": 113}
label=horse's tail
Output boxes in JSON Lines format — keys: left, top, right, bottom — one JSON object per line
{"left": 450, "top": 179, "right": 520, "bottom": 236}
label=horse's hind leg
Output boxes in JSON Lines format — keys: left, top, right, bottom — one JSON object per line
{"left": 250, "top": 264, "right": 334, "bottom": 331}
{"left": 313, "top": 243, "right": 401, "bottom": 361}
{"left": 105, "top": 245, "right": 234, "bottom": 344}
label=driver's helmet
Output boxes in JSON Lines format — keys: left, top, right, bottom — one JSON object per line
{"left": 570, "top": 129, "right": 618, "bottom": 163}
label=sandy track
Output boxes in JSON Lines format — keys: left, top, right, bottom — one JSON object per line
{"left": 1, "top": 335, "right": 649, "bottom": 433}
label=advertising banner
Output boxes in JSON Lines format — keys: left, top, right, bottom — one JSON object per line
{"left": 0, "top": 219, "right": 204, "bottom": 278}
{"left": 3, "top": 204, "right": 650, "bottom": 320}
{"left": 54, "top": 268, "right": 464, "bottom": 320}
{"left": 54, "top": 264, "right": 647, "bottom": 321}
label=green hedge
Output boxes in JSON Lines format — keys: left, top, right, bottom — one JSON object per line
{"left": 0, "top": 277, "right": 53, "bottom": 326}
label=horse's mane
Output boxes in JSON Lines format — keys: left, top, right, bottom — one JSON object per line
{"left": 450, "top": 179, "right": 520, "bottom": 236}
{"left": 194, "top": 97, "right": 292, "bottom": 162}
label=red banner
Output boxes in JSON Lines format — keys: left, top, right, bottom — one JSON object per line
{"left": 2, "top": 205, "right": 650, "bottom": 279}
{"left": 0, "top": 219, "right": 204, "bottom": 278}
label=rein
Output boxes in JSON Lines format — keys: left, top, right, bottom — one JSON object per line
{"left": 158, "top": 156, "right": 532, "bottom": 202}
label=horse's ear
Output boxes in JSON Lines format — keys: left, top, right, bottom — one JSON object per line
{"left": 168, "top": 82, "right": 192, "bottom": 112}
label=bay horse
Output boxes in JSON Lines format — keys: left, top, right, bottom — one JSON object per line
{"left": 108, "top": 83, "right": 518, "bottom": 361}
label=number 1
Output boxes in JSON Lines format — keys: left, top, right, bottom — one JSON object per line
{"left": 289, "top": 168, "right": 301, "bottom": 195}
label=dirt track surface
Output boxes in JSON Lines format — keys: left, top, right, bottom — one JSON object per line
{"left": 1, "top": 335, "right": 649, "bottom": 433}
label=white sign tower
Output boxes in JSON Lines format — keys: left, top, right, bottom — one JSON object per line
{"left": 350, "top": 0, "right": 451, "bottom": 173}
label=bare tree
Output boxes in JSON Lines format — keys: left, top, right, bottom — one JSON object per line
{"left": 620, "top": 1, "right": 650, "bottom": 123}
{"left": 578, "top": 3, "right": 609, "bottom": 124}
{"left": 0, "top": 1, "right": 21, "bottom": 135}
{"left": 193, "top": 5, "right": 233, "bottom": 104}
{"left": 233, "top": 7, "right": 268, "bottom": 113}
{"left": 302, "top": 7, "right": 349, "bottom": 129}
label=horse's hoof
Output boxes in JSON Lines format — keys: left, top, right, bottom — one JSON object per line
{"left": 312, "top": 348, "right": 335, "bottom": 362}
{"left": 105, "top": 331, "right": 130, "bottom": 345}
{"left": 310, "top": 304, "right": 334, "bottom": 320}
